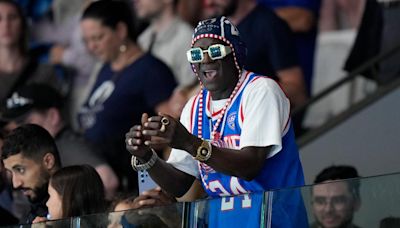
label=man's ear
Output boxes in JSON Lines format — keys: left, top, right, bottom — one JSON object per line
{"left": 42, "top": 153, "right": 56, "bottom": 171}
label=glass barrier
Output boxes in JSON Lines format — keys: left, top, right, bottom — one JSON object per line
{"left": 188, "top": 191, "right": 266, "bottom": 228}
{"left": 270, "top": 172, "right": 400, "bottom": 228}
{"left": 7, "top": 217, "right": 75, "bottom": 228}
{"left": 80, "top": 202, "right": 184, "bottom": 228}
{"left": 3, "top": 172, "right": 400, "bottom": 228}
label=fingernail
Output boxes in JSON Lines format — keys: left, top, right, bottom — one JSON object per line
{"left": 133, "top": 146, "right": 138, "bottom": 150}
{"left": 142, "top": 130, "right": 148, "bottom": 134}
{"left": 144, "top": 123, "right": 149, "bottom": 127}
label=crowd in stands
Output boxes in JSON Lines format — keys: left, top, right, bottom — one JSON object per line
{"left": 0, "top": 0, "right": 399, "bottom": 227}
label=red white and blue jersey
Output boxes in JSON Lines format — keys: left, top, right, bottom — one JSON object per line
{"left": 168, "top": 71, "right": 307, "bottom": 227}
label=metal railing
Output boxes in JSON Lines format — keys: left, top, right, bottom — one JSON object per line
{"left": 294, "top": 42, "right": 400, "bottom": 147}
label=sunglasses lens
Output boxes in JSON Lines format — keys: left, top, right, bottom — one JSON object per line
{"left": 189, "top": 48, "right": 203, "bottom": 63}
{"left": 209, "top": 45, "right": 223, "bottom": 59}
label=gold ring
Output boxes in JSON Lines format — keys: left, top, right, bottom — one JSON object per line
{"left": 128, "top": 138, "right": 133, "bottom": 146}
{"left": 160, "top": 124, "right": 166, "bottom": 133}
{"left": 161, "top": 117, "right": 170, "bottom": 126}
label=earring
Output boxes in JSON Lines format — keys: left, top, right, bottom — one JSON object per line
{"left": 119, "top": 44, "right": 127, "bottom": 53}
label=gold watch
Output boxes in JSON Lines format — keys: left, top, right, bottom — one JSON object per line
{"left": 195, "top": 140, "right": 212, "bottom": 162}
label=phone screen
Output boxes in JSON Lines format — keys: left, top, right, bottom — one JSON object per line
{"left": 138, "top": 170, "right": 158, "bottom": 193}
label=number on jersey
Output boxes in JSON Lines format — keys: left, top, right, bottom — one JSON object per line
{"left": 208, "top": 177, "right": 252, "bottom": 211}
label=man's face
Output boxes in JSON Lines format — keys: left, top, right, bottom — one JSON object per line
{"left": 202, "top": 0, "right": 238, "bottom": 19}
{"left": 133, "top": 0, "right": 165, "bottom": 20}
{"left": 191, "top": 37, "right": 238, "bottom": 99}
{"left": 3, "top": 110, "right": 53, "bottom": 136}
{"left": 312, "top": 181, "right": 360, "bottom": 228}
{"left": 3, "top": 153, "right": 50, "bottom": 203}
{"left": 0, "top": 2, "right": 22, "bottom": 47}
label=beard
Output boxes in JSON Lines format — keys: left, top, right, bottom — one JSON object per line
{"left": 29, "top": 181, "right": 49, "bottom": 203}
{"left": 20, "top": 169, "right": 51, "bottom": 203}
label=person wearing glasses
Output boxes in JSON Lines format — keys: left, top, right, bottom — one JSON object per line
{"left": 126, "top": 16, "right": 307, "bottom": 227}
{"left": 311, "top": 165, "right": 361, "bottom": 228}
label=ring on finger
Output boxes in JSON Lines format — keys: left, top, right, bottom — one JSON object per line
{"left": 161, "top": 117, "right": 170, "bottom": 126}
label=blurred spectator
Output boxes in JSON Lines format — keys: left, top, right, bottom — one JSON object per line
{"left": 25, "top": 0, "right": 98, "bottom": 129}
{"left": 0, "top": 131, "right": 19, "bottom": 225}
{"left": 108, "top": 188, "right": 179, "bottom": 228}
{"left": 0, "top": 0, "right": 66, "bottom": 102}
{"left": 257, "top": 0, "right": 321, "bottom": 97}
{"left": 134, "top": 0, "right": 197, "bottom": 117}
{"left": 311, "top": 165, "right": 361, "bottom": 228}
{"left": 1, "top": 124, "right": 61, "bottom": 224}
{"left": 33, "top": 165, "right": 107, "bottom": 224}
{"left": 378, "top": 0, "right": 400, "bottom": 84}
{"left": 346, "top": 0, "right": 400, "bottom": 85}
{"left": 303, "top": 0, "right": 367, "bottom": 129}
{"left": 177, "top": 0, "right": 203, "bottom": 27}
{"left": 78, "top": 0, "right": 177, "bottom": 191}
{"left": 0, "top": 84, "right": 119, "bottom": 199}
{"left": 134, "top": 0, "right": 195, "bottom": 88}
{"left": 108, "top": 192, "right": 138, "bottom": 228}
{"left": 202, "top": 0, "right": 308, "bottom": 134}
{"left": 319, "top": 0, "right": 364, "bottom": 32}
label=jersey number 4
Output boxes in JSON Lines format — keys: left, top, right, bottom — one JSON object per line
{"left": 208, "top": 177, "right": 252, "bottom": 211}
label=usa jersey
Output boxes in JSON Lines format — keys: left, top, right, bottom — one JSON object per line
{"left": 189, "top": 72, "right": 307, "bottom": 227}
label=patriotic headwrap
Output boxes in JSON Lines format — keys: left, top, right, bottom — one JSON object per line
{"left": 191, "top": 16, "right": 247, "bottom": 75}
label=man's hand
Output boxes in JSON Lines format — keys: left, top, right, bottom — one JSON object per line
{"left": 132, "top": 187, "right": 176, "bottom": 209}
{"left": 125, "top": 113, "right": 154, "bottom": 160}
{"left": 141, "top": 113, "right": 195, "bottom": 152}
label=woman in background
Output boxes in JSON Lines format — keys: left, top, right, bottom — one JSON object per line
{"left": 0, "top": 0, "right": 67, "bottom": 101}
{"left": 33, "top": 164, "right": 107, "bottom": 224}
{"left": 78, "top": 0, "right": 177, "bottom": 191}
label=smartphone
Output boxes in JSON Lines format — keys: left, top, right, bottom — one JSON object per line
{"left": 138, "top": 170, "right": 158, "bottom": 193}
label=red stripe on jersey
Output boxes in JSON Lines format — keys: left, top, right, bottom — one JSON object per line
{"left": 249, "top": 75, "right": 263, "bottom": 83}
{"left": 212, "top": 108, "right": 222, "bottom": 118}
{"left": 240, "top": 103, "right": 244, "bottom": 123}
{"left": 190, "top": 94, "right": 199, "bottom": 133}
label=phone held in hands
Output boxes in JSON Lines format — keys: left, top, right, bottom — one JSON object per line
{"left": 138, "top": 170, "right": 158, "bottom": 193}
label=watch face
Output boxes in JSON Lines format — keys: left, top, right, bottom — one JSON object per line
{"left": 200, "top": 148, "right": 208, "bottom": 156}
